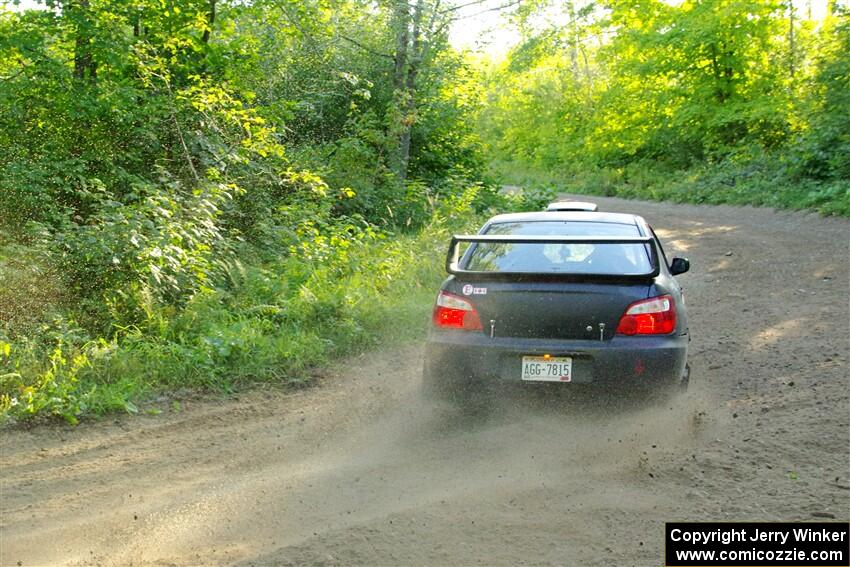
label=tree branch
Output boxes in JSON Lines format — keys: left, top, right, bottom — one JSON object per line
{"left": 438, "top": 0, "right": 518, "bottom": 15}
{"left": 157, "top": 75, "right": 201, "bottom": 184}
{"left": 438, "top": 0, "right": 490, "bottom": 14}
{"left": 447, "top": 0, "right": 522, "bottom": 20}
{"left": 338, "top": 34, "right": 394, "bottom": 59}
{"left": 0, "top": 58, "right": 30, "bottom": 82}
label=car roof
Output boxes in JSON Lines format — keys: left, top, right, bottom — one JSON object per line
{"left": 485, "top": 211, "right": 644, "bottom": 227}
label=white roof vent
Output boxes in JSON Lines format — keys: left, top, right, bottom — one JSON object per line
{"left": 546, "top": 201, "right": 598, "bottom": 212}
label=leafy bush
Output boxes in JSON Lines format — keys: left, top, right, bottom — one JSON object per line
{"left": 495, "top": 154, "right": 850, "bottom": 217}
{"left": 42, "top": 180, "right": 235, "bottom": 316}
{"left": 0, "top": 184, "right": 497, "bottom": 424}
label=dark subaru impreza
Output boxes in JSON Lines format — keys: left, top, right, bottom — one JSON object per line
{"left": 423, "top": 202, "right": 691, "bottom": 401}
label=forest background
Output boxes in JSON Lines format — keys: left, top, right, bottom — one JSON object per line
{"left": 0, "top": 0, "right": 846, "bottom": 422}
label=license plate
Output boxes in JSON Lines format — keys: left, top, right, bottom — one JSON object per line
{"left": 521, "top": 356, "right": 572, "bottom": 382}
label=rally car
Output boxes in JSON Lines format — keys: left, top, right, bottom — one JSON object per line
{"left": 423, "top": 202, "right": 691, "bottom": 402}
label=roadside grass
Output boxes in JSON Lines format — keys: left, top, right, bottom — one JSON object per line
{"left": 492, "top": 159, "right": 850, "bottom": 217}
{"left": 0, "top": 204, "right": 488, "bottom": 425}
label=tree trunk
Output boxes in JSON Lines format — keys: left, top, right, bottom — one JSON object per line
{"left": 709, "top": 43, "right": 724, "bottom": 102}
{"left": 201, "top": 0, "right": 216, "bottom": 44}
{"left": 398, "top": 0, "right": 425, "bottom": 182}
{"left": 392, "top": 0, "right": 410, "bottom": 95}
{"left": 72, "top": 0, "right": 96, "bottom": 82}
{"left": 567, "top": 1, "right": 579, "bottom": 79}
{"left": 389, "top": 0, "right": 411, "bottom": 180}
{"left": 788, "top": 0, "right": 795, "bottom": 78}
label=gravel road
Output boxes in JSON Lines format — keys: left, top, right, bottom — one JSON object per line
{"left": 2, "top": 195, "right": 848, "bottom": 566}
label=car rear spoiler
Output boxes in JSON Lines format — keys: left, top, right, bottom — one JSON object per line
{"left": 446, "top": 234, "right": 659, "bottom": 278}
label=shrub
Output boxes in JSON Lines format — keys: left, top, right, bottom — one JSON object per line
{"left": 0, "top": 185, "right": 491, "bottom": 424}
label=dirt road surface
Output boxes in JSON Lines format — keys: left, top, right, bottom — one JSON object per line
{"left": 2, "top": 196, "right": 848, "bottom": 566}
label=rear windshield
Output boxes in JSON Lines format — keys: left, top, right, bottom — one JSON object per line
{"left": 463, "top": 221, "right": 653, "bottom": 275}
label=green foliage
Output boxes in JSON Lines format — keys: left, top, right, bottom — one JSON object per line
{"left": 0, "top": 0, "right": 494, "bottom": 423}
{"left": 598, "top": 0, "right": 790, "bottom": 161}
{"left": 0, "top": 185, "right": 493, "bottom": 424}
{"left": 496, "top": 153, "right": 850, "bottom": 216}
{"left": 793, "top": 11, "right": 850, "bottom": 181}
{"left": 479, "top": 1, "right": 849, "bottom": 215}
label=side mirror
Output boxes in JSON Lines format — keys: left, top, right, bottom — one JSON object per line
{"left": 670, "top": 257, "right": 690, "bottom": 276}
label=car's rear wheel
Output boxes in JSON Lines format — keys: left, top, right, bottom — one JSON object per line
{"left": 623, "top": 363, "right": 689, "bottom": 406}
{"left": 680, "top": 363, "right": 690, "bottom": 391}
{"left": 647, "top": 363, "right": 690, "bottom": 406}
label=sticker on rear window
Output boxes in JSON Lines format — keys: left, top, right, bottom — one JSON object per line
{"left": 462, "top": 284, "right": 487, "bottom": 296}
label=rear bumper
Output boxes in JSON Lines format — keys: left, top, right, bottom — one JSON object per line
{"left": 424, "top": 329, "right": 688, "bottom": 390}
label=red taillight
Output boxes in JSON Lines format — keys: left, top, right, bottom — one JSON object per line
{"left": 432, "top": 291, "right": 483, "bottom": 331}
{"left": 616, "top": 294, "right": 676, "bottom": 335}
